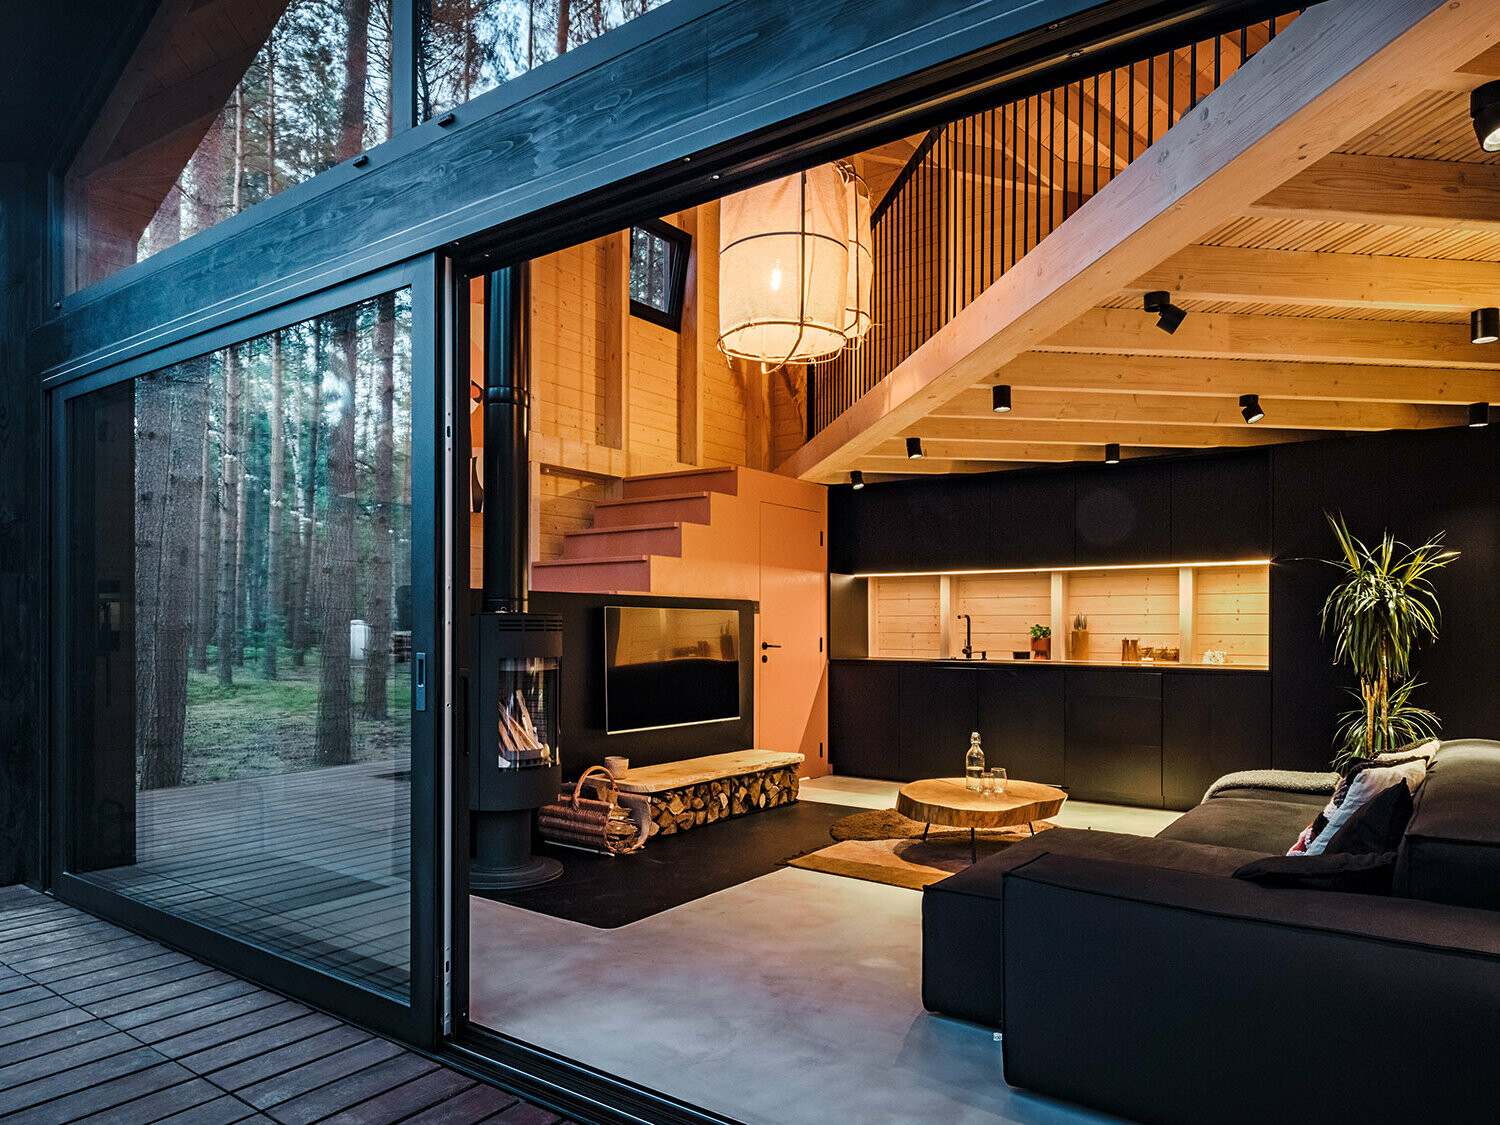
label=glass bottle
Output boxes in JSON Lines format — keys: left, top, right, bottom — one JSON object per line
{"left": 965, "top": 731, "right": 985, "bottom": 790}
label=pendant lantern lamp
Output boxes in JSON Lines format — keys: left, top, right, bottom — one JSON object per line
{"left": 718, "top": 164, "right": 851, "bottom": 366}
{"left": 842, "top": 165, "right": 873, "bottom": 345}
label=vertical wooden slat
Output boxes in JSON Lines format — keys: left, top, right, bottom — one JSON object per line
{"left": 677, "top": 205, "right": 709, "bottom": 465}
{"left": 599, "top": 229, "right": 630, "bottom": 449}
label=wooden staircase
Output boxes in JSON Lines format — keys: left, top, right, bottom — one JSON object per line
{"left": 530, "top": 465, "right": 747, "bottom": 596}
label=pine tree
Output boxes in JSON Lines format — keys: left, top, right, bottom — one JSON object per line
{"left": 215, "top": 343, "right": 242, "bottom": 686}
{"left": 263, "top": 330, "right": 285, "bottom": 678}
{"left": 362, "top": 294, "right": 396, "bottom": 719}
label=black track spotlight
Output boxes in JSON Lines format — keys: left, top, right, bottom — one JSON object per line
{"left": 1470, "top": 402, "right": 1491, "bottom": 428}
{"left": 1144, "top": 290, "right": 1186, "bottom": 334}
{"left": 1472, "top": 307, "right": 1499, "bottom": 344}
{"left": 850, "top": 470, "right": 865, "bottom": 490}
{"left": 992, "top": 384, "right": 1012, "bottom": 413}
{"left": 906, "top": 437, "right": 924, "bottom": 459}
{"left": 1104, "top": 443, "right": 1121, "bottom": 464}
{"left": 1240, "top": 393, "right": 1265, "bottom": 424}
{"left": 1472, "top": 81, "right": 1500, "bottom": 153}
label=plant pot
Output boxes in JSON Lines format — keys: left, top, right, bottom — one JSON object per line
{"left": 1030, "top": 637, "right": 1051, "bottom": 660}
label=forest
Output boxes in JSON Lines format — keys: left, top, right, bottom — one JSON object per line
{"left": 131, "top": 292, "right": 414, "bottom": 792}
{"left": 134, "top": 0, "right": 668, "bottom": 266}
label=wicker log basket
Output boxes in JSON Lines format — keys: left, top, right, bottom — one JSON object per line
{"left": 539, "top": 765, "right": 650, "bottom": 854}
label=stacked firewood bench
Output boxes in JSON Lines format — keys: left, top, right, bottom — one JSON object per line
{"left": 612, "top": 750, "right": 804, "bottom": 836}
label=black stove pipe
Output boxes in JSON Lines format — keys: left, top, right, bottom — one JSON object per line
{"left": 482, "top": 264, "right": 529, "bottom": 612}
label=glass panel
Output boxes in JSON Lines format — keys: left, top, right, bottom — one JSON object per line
{"left": 66, "top": 0, "right": 394, "bottom": 292}
{"left": 64, "top": 291, "right": 416, "bottom": 999}
{"left": 629, "top": 226, "right": 673, "bottom": 313}
{"left": 420, "top": 0, "right": 671, "bottom": 119}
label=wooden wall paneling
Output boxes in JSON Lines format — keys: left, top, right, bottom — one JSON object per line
{"left": 872, "top": 575, "right": 942, "bottom": 658}
{"left": 1049, "top": 570, "right": 1066, "bottom": 660}
{"left": 530, "top": 240, "right": 604, "bottom": 446}
{"left": 740, "top": 359, "right": 772, "bottom": 471}
{"left": 951, "top": 571, "right": 1050, "bottom": 657}
{"left": 600, "top": 230, "right": 630, "bottom": 449}
{"left": 1066, "top": 567, "right": 1181, "bottom": 662}
{"left": 1193, "top": 565, "right": 1269, "bottom": 666}
{"left": 676, "top": 206, "right": 705, "bottom": 466}
{"left": 1178, "top": 567, "right": 1195, "bottom": 668}
{"left": 628, "top": 315, "right": 682, "bottom": 462}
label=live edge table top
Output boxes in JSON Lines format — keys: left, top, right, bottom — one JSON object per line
{"left": 896, "top": 777, "right": 1067, "bottom": 829}
{"left": 613, "top": 749, "right": 804, "bottom": 794}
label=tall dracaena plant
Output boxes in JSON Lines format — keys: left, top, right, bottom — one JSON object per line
{"left": 1320, "top": 513, "right": 1458, "bottom": 772}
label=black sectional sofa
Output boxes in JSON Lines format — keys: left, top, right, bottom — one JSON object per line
{"left": 922, "top": 738, "right": 1500, "bottom": 1125}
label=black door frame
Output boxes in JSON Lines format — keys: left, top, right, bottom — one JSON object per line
{"left": 45, "top": 254, "right": 451, "bottom": 1049}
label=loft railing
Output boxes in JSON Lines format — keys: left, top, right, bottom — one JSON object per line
{"left": 812, "top": 12, "right": 1302, "bottom": 436}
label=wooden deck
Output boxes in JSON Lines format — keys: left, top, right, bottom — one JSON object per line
{"left": 80, "top": 761, "right": 413, "bottom": 998}
{"left": 0, "top": 885, "right": 565, "bottom": 1124}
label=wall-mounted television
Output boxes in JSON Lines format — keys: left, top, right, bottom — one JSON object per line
{"left": 603, "top": 606, "right": 741, "bottom": 733}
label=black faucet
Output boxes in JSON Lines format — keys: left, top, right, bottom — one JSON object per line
{"left": 958, "top": 614, "right": 973, "bottom": 659}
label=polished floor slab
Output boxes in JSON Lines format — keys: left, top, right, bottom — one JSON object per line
{"left": 469, "top": 780, "right": 1174, "bottom": 1124}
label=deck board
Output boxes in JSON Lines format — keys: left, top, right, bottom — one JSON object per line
{"left": 0, "top": 888, "right": 563, "bottom": 1125}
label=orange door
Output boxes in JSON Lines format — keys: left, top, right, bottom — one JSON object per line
{"left": 756, "top": 501, "right": 829, "bottom": 779}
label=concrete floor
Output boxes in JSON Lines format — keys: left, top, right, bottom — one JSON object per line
{"left": 469, "top": 778, "right": 1176, "bottom": 1125}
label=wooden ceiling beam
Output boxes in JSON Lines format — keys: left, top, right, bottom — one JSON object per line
{"left": 901, "top": 417, "right": 1311, "bottom": 448}
{"left": 850, "top": 457, "right": 1056, "bottom": 475}
{"left": 977, "top": 351, "right": 1500, "bottom": 405}
{"left": 933, "top": 387, "right": 1467, "bottom": 430}
{"left": 1127, "top": 244, "right": 1500, "bottom": 313}
{"left": 1248, "top": 153, "right": 1500, "bottom": 231}
{"left": 859, "top": 444, "right": 1181, "bottom": 467}
{"left": 780, "top": 0, "right": 1499, "bottom": 483}
{"left": 1040, "top": 308, "right": 1500, "bottom": 369}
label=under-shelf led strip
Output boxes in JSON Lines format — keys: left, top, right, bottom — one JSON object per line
{"left": 849, "top": 558, "right": 1272, "bottom": 578}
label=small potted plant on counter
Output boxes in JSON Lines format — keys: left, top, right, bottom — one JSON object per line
{"left": 1029, "top": 624, "right": 1052, "bottom": 659}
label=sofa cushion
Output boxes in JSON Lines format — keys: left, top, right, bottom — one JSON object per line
{"left": 1232, "top": 851, "right": 1397, "bottom": 894}
{"left": 1288, "top": 758, "right": 1427, "bottom": 856}
{"left": 1395, "top": 739, "right": 1500, "bottom": 910}
{"left": 1323, "top": 779, "right": 1413, "bottom": 856}
{"left": 1209, "top": 786, "right": 1331, "bottom": 809}
{"left": 1156, "top": 797, "right": 1314, "bottom": 856}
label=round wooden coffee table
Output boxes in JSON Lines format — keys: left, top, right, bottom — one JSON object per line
{"left": 896, "top": 777, "right": 1067, "bottom": 861}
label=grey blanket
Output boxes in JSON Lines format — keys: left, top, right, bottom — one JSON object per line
{"left": 1202, "top": 769, "right": 1339, "bottom": 804}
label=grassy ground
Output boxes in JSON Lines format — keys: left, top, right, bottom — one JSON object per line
{"left": 181, "top": 647, "right": 412, "bottom": 786}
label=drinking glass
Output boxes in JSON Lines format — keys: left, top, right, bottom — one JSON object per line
{"left": 985, "top": 768, "right": 1007, "bottom": 795}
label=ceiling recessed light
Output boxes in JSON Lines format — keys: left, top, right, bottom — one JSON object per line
{"left": 1143, "top": 290, "right": 1186, "bottom": 334}
{"left": 1472, "top": 307, "right": 1499, "bottom": 345}
{"left": 1240, "top": 393, "right": 1265, "bottom": 424}
{"left": 992, "top": 384, "right": 1012, "bottom": 413}
{"left": 906, "top": 437, "right": 924, "bottom": 459}
{"left": 1104, "top": 443, "right": 1121, "bottom": 464}
{"left": 1469, "top": 402, "right": 1490, "bottom": 428}
{"left": 850, "top": 470, "right": 865, "bottom": 489}
{"left": 1472, "top": 81, "right": 1500, "bottom": 153}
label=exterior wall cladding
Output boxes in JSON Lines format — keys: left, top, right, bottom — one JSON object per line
{"left": 4, "top": 0, "right": 1288, "bottom": 888}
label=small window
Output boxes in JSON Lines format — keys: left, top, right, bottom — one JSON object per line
{"left": 629, "top": 220, "right": 691, "bottom": 331}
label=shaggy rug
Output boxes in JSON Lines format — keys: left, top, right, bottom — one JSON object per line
{"left": 787, "top": 810, "right": 1055, "bottom": 889}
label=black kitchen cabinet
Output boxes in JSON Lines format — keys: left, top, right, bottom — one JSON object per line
{"left": 829, "top": 661, "right": 901, "bottom": 779}
{"left": 976, "top": 666, "right": 1065, "bottom": 786}
{"left": 1065, "top": 669, "right": 1163, "bottom": 805}
{"left": 1073, "top": 461, "right": 1173, "bottom": 565}
{"left": 898, "top": 663, "right": 979, "bottom": 780}
{"left": 1170, "top": 450, "right": 1271, "bottom": 560}
{"left": 1162, "top": 672, "right": 1272, "bottom": 810}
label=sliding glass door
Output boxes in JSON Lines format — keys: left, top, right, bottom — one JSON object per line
{"left": 48, "top": 260, "right": 447, "bottom": 1044}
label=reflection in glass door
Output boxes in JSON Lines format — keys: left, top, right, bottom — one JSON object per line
{"left": 52, "top": 272, "right": 442, "bottom": 1040}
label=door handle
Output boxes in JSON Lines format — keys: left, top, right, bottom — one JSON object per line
{"left": 761, "top": 642, "right": 781, "bottom": 650}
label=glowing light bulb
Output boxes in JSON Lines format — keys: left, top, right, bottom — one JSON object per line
{"left": 769, "top": 267, "right": 782, "bottom": 291}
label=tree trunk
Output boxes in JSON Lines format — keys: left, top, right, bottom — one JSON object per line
{"left": 136, "top": 360, "right": 209, "bottom": 789}
{"left": 192, "top": 411, "right": 215, "bottom": 671}
{"left": 263, "top": 331, "right": 285, "bottom": 678}
{"left": 556, "top": 0, "right": 571, "bottom": 55}
{"left": 215, "top": 345, "right": 241, "bottom": 685}
{"left": 292, "top": 327, "right": 322, "bottom": 667}
{"left": 317, "top": 307, "right": 360, "bottom": 764}
{"left": 337, "top": 0, "right": 371, "bottom": 163}
{"left": 362, "top": 295, "right": 396, "bottom": 719}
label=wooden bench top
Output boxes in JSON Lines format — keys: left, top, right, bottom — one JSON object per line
{"left": 613, "top": 750, "right": 804, "bottom": 793}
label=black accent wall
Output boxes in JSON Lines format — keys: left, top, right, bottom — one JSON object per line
{"left": 832, "top": 427, "right": 1500, "bottom": 775}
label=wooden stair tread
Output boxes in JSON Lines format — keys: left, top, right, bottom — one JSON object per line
{"left": 566, "top": 522, "right": 682, "bottom": 536}
{"left": 532, "top": 554, "right": 652, "bottom": 567}
{"left": 625, "top": 466, "right": 736, "bottom": 484}
{"left": 596, "top": 491, "right": 712, "bottom": 507}
{"left": 613, "top": 750, "right": 806, "bottom": 794}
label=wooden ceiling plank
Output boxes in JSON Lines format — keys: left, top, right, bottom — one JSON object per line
{"left": 781, "top": 0, "right": 1500, "bottom": 483}
{"left": 976, "top": 352, "right": 1500, "bottom": 405}
{"left": 1127, "top": 243, "right": 1500, "bottom": 312}
{"left": 932, "top": 387, "right": 1467, "bottom": 430}
{"left": 899, "top": 418, "right": 1312, "bottom": 448}
{"left": 1042, "top": 307, "right": 1500, "bottom": 369}
{"left": 1249, "top": 153, "right": 1500, "bottom": 230}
